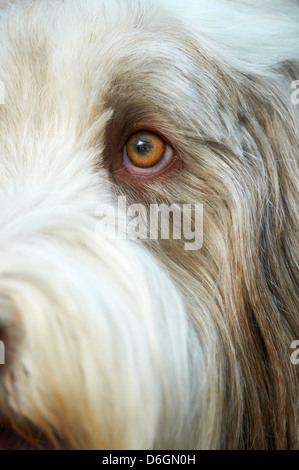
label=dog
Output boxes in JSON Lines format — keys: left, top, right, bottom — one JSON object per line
{"left": 0, "top": 0, "right": 298, "bottom": 450}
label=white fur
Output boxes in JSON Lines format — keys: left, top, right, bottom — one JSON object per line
{"left": 0, "top": 0, "right": 298, "bottom": 450}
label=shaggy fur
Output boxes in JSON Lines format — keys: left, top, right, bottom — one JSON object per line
{"left": 0, "top": 0, "right": 298, "bottom": 450}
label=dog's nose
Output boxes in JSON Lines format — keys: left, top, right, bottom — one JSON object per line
{"left": 0, "top": 297, "right": 21, "bottom": 368}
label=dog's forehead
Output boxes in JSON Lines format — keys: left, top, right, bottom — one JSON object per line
{"left": 0, "top": 2, "right": 189, "bottom": 110}
{"left": 0, "top": 0, "right": 221, "bottom": 148}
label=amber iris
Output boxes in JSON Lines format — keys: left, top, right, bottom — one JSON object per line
{"left": 126, "top": 131, "right": 166, "bottom": 168}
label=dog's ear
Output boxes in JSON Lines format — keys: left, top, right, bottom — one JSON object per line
{"left": 160, "top": 0, "right": 299, "bottom": 76}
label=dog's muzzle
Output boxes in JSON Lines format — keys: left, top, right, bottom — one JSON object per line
{"left": 0, "top": 192, "right": 194, "bottom": 449}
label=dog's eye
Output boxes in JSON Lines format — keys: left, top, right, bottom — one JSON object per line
{"left": 123, "top": 131, "right": 174, "bottom": 175}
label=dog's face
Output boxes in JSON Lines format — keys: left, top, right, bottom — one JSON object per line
{"left": 0, "top": 0, "right": 298, "bottom": 450}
